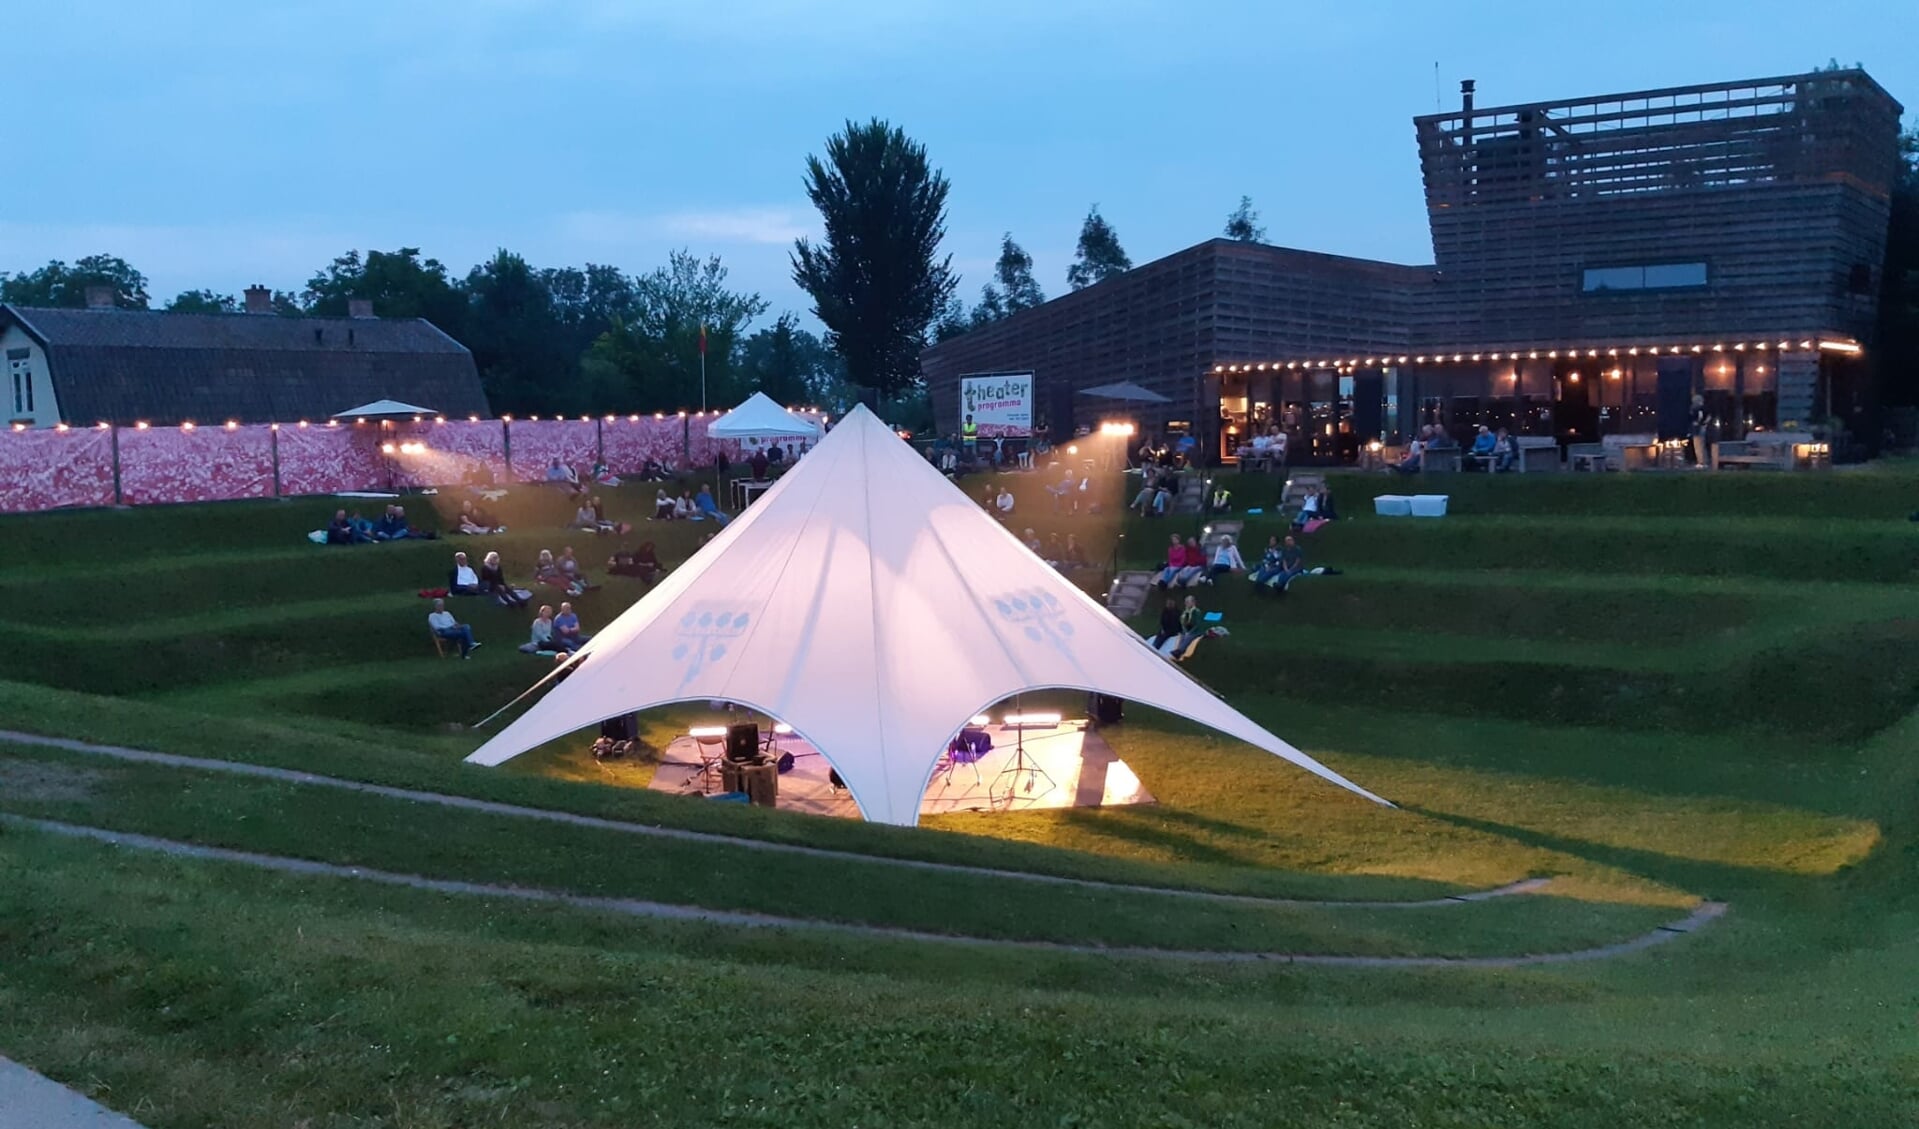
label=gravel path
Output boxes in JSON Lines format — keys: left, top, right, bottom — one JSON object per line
{"left": 0, "top": 729, "right": 1548, "bottom": 910}
{"left": 6, "top": 814, "right": 1726, "bottom": 968}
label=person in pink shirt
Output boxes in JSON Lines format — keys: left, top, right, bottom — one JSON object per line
{"left": 1155, "top": 534, "right": 1188, "bottom": 589}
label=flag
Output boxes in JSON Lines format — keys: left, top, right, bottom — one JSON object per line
{"left": 698, "top": 323, "right": 708, "bottom": 356}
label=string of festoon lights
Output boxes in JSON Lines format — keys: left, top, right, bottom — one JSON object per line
{"left": 14, "top": 405, "right": 830, "bottom": 433}
{"left": 1213, "top": 338, "right": 1862, "bottom": 374}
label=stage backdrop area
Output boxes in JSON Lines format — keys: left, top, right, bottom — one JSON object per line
{"left": 959, "top": 372, "right": 1034, "bottom": 437}
{"left": 0, "top": 407, "right": 828, "bottom": 514}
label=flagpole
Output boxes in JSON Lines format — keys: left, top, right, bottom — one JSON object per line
{"left": 699, "top": 321, "right": 708, "bottom": 412}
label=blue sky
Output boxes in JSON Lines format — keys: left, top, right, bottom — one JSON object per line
{"left": 4, "top": 0, "right": 1912, "bottom": 324}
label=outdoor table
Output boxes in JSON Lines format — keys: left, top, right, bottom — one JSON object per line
{"left": 732, "top": 478, "right": 773, "bottom": 511}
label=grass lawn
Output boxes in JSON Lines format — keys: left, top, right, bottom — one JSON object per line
{"left": 0, "top": 463, "right": 1915, "bottom": 1126}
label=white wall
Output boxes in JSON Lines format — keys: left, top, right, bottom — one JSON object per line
{"left": 1, "top": 324, "right": 60, "bottom": 428}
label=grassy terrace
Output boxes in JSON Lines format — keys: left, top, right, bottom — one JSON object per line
{"left": 0, "top": 463, "right": 1915, "bottom": 1126}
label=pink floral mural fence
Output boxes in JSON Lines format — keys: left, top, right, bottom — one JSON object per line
{"left": 116, "top": 424, "right": 277, "bottom": 505}
{"left": 0, "top": 426, "right": 117, "bottom": 513}
{"left": 507, "top": 419, "right": 600, "bottom": 482}
{"left": 600, "top": 416, "right": 687, "bottom": 475}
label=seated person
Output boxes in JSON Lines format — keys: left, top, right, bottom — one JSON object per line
{"left": 1256, "top": 535, "right": 1308, "bottom": 593}
{"left": 1292, "top": 485, "right": 1337, "bottom": 529}
{"left": 1250, "top": 535, "right": 1287, "bottom": 587}
{"left": 347, "top": 510, "right": 376, "bottom": 541}
{"left": 373, "top": 505, "right": 407, "bottom": 541}
{"left": 426, "top": 598, "right": 479, "bottom": 658}
{"left": 589, "top": 495, "right": 627, "bottom": 534}
{"left": 479, "top": 550, "right": 529, "bottom": 607}
{"left": 1152, "top": 595, "right": 1204, "bottom": 657}
{"left": 552, "top": 601, "right": 589, "bottom": 653}
{"left": 1470, "top": 425, "right": 1497, "bottom": 466}
{"left": 1047, "top": 466, "right": 1078, "bottom": 512}
{"left": 592, "top": 460, "right": 621, "bottom": 487}
{"left": 1154, "top": 534, "right": 1188, "bottom": 588}
{"left": 457, "top": 499, "right": 501, "bottom": 535}
{"left": 1130, "top": 469, "right": 1161, "bottom": 516}
{"left": 1022, "top": 528, "right": 1044, "bottom": 556}
{"left": 533, "top": 548, "right": 568, "bottom": 589}
{"left": 543, "top": 458, "right": 570, "bottom": 487}
{"left": 1390, "top": 433, "right": 1427, "bottom": 474}
{"left": 1209, "top": 486, "right": 1232, "bottom": 514}
{"left": 1152, "top": 473, "right": 1177, "bottom": 516}
{"left": 673, "top": 491, "right": 696, "bottom": 520}
{"left": 639, "top": 458, "right": 669, "bottom": 482}
{"left": 693, "top": 487, "right": 730, "bottom": 526}
{"left": 1172, "top": 537, "right": 1206, "bottom": 587}
{"left": 557, "top": 546, "right": 593, "bottom": 594}
{"left": 1147, "top": 598, "right": 1182, "bottom": 652}
{"left": 653, "top": 489, "right": 676, "bottom": 520}
{"left": 571, "top": 501, "right": 600, "bottom": 530}
{"left": 1492, "top": 428, "right": 1517, "bottom": 473}
{"left": 1058, "top": 533, "right": 1089, "bottom": 570}
{"left": 995, "top": 487, "right": 1015, "bottom": 517}
{"left": 607, "top": 542, "right": 664, "bottom": 583}
{"left": 520, "top": 605, "right": 557, "bottom": 653}
{"left": 1208, "top": 534, "right": 1246, "bottom": 579}
{"left": 325, "top": 508, "right": 361, "bottom": 545}
{"left": 448, "top": 551, "right": 484, "bottom": 595}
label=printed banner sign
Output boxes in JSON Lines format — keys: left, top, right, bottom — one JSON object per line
{"left": 959, "top": 372, "right": 1033, "bottom": 437}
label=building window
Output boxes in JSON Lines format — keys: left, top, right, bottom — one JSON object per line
{"left": 1581, "top": 262, "right": 1708, "bottom": 293}
{"left": 7, "top": 349, "right": 31, "bottom": 416}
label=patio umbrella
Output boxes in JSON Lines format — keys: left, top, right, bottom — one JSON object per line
{"left": 332, "top": 399, "right": 440, "bottom": 420}
{"left": 1076, "top": 381, "right": 1171, "bottom": 404}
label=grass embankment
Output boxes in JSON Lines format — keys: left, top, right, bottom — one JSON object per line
{"left": 0, "top": 465, "right": 1914, "bottom": 1125}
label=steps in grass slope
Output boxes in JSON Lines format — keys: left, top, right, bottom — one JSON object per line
{"left": 0, "top": 728, "right": 1541, "bottom": 910}
{"left": 4, "top": 814, "right": 1729, "bottom": 968}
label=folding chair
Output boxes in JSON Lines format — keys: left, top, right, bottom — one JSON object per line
{"left": 429, "top": 629, "right": 452, "bottom": 658}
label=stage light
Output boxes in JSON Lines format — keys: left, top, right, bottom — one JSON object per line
{"left": 969, "top": 714, "right": 991, "bottom": 727}
{"left": 773, "top": 723, "right": 793, "bottom": 735}
{"left": 1003, "top": 712, "right": 1062, "bottom": 727}
{"left": 688, "top": 726, "right": 729, "bottom": 738}
{"left": 381, "top": 442, "right": 396, "bottom": 454}
{"left": 1819, "top": 340, "right": 1862, "bottom": 354}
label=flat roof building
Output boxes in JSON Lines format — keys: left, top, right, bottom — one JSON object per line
{"left": 922, "top": 68, "right": 1904, "bottom": 461}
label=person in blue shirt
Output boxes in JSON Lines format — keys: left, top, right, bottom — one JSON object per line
{"left": 552, "top": 601, "right": 589, "bottom": 653}
{"left": 693, "top": 487, "right": 731, "bottom": 525}
{"left": 1471, "top": 425, "right": 1497, "bottom": 466}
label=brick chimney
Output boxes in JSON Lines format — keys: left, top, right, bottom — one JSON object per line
{"left": 84, "top": 285, "right": 116, "bottom": 310}
{"left": 347, "top": 298, "right": 375, "bottom": 319}
{"left": 243, "top": 285, "right": 272, "bottom": 314}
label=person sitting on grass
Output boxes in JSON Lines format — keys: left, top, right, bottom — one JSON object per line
{"left": 544, "top": 458, "right": 569, "bottom": 487}
{"left": 347, "top": 510, "right": 377, "bottom": 542}
{"left": 520, "top": 604, "right": 557, "bottom": 654}
{"left": 373, "top": 505, "right": 407, "bottom": 541}
{"left": 1174, "top": 537, "right": 1207, "bottom": 587}
{"left": 427, "top": 597, "right": 479, "bottom": 658}
{"left": 1047, "top": 466, "right": 1078, "bottom": 513}
{"left": 1130, "top": 468, "right": 1161, "bottom": 517}
{"left": 608, "top": 542, "right": 663, "bottom": 583}
{"left": 592, "top": 461, "right": 621, "bottom": 487}
{"left": 1023, "top": 528, "right": 1044, "bottom": 555}
{"left": 534, "top": 548, "right": 567, "bottom": 589}
{"left": 1390, "top": 427, "right": 1429, "bottom": 474}
{"left": 1250, "top": 535, "right": 1287, "bottom": 588}
{"left": 995, "top": 486, "right": 1015, "bottom": 518}
{"left": 1257, "top": 535, "right": 1308, "bottom": 594}
{"left": 653, "top": 489, "right": 676, "bottom": 520}
{"left": 553, "top": 601, "right": 589, "bottom": 653}
{"left": 1292, "top": 484, "right": 1338, "bottom": 530}
{"left": 694, "top": 486, "right": 731, "bottom": 525}
{"left": 674, "top": 490, "right": 696, "bottom": 520}
{"left": 457, "top": 499, "right": 502, "bottom": 535}
{"left": 1207, "top": 534, "right": 1247, "bottom": 580}
{"left": 558, "top": 546, "right": 593, "bottom": 594}
{"left": 1155, "top": 534, "right": 1188, "bottom": 588}
{"left": 448, "top": 551, "right": 485, "bottom": 595}
{"left": 1148, "top": 597, "right": 1181, "bottom": 652}
{"left": 1153, "top": 471, "right": 1178, "bottom": 516}
{"left": 571, "top": 499, "right": 602, "bottom": 531}
{"left": 1208, "top": 484, "right": 1232, "bottom": 515}
{"left": 1058, "top": 533, "right": 1089, "bottom": 571}
{"left": 326, "top": 508, "right": 363, "bottom": 545}
{"left": 479, "top": 550, "right": 529, "bottom": 607}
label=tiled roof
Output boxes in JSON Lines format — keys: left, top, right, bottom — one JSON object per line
{"left": 2, "top": 305, "right": 490, "bottom": 425}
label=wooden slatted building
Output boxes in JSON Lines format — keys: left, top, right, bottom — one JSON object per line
{"left": 922, "top": 68, "right": 1904, "bottom": 459}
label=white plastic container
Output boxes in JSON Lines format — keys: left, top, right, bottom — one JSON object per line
{"left": 1410, "top": 494, "right": 1450, "bottom": 518}
{"left": 1374, "top": 495, "right": 1413, "bottom": 517}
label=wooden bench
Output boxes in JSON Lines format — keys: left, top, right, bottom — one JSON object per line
{"left": 1421, "top": 446, "right": 1462, "bottom": 473}
{"left": 1713, "top": 439, "right": 1794, "bottom": 470}
{"left": 1567, "top": 442, "right": 1610, "bottom": 472}
{"left": 1512, "top": 437, "right": 1560, "bottom": 473}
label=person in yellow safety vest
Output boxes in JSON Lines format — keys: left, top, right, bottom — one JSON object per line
{"left": 961, "top": 415, "right": 979, "bottom": 459}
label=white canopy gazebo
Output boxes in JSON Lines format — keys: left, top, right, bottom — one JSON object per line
{"left": 467, "top": 405, "right": 1389, "bottom": 825}
{"left": 707, "top": 392, "right": 820, "bottom": 445}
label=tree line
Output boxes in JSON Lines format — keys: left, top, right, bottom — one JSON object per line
{"left": 0, "top": 248, "right": 846, "bottom": 418}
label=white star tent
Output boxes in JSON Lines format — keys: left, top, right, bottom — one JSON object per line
{"left": 707, "top": 392, "right": 821, "bottom": 441}
{"left": 466, "top": 405, "right": 1390, "bottom": 824}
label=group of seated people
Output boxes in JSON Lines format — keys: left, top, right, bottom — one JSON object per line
{"left": 455, "top": 499, "right": 505, "bottom": 535}
{"left": 1236, "top": 428, "right": 1289, "bottom": 469}
{"left": 1389, "top": 424, "right": 1517, "bottom": 474}
{"left": 570, "top": 494, "right": 630, "bottom": 535}
{"left": 1147, "top": 594, "right": 1208, "bottom": 659}
{"left": 1045, "top": 465, "right": 1092, "bottom": 513}
{"left": 1020, "top": 528, "right": 1090, "bottom": 571}
{"left": 1129, "top": 466, "right": 1180, "bottom": 516}
{"left": 1291, "top": 483, "right": 1338, "bottom": 529}
{"left": 326, "top": 505, "right": 435, "bottom": 544}
{"left": 651, "top": 486, "right": 730, "bottom": 524}
{"left": 447, "top": 550, "right": 532, "bottom": 606}
{"left": 1153, "top": 533, "right": 1251, "bottom": 588}
{"left": 607, "top": 543, "right": 664, "bottom": 584}
{"left": 520, "top": 602, "right": 590, "bottom": 654}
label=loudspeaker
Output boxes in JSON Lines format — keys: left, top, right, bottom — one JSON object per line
{"left": 599, "top": 713, "right": 638, "bottom": 741}
{"left": 725, "top": 722, "right": 760, "bottom": 763}
{"left": 1090, "top": 694, "right": 1124, "bottom": 726}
